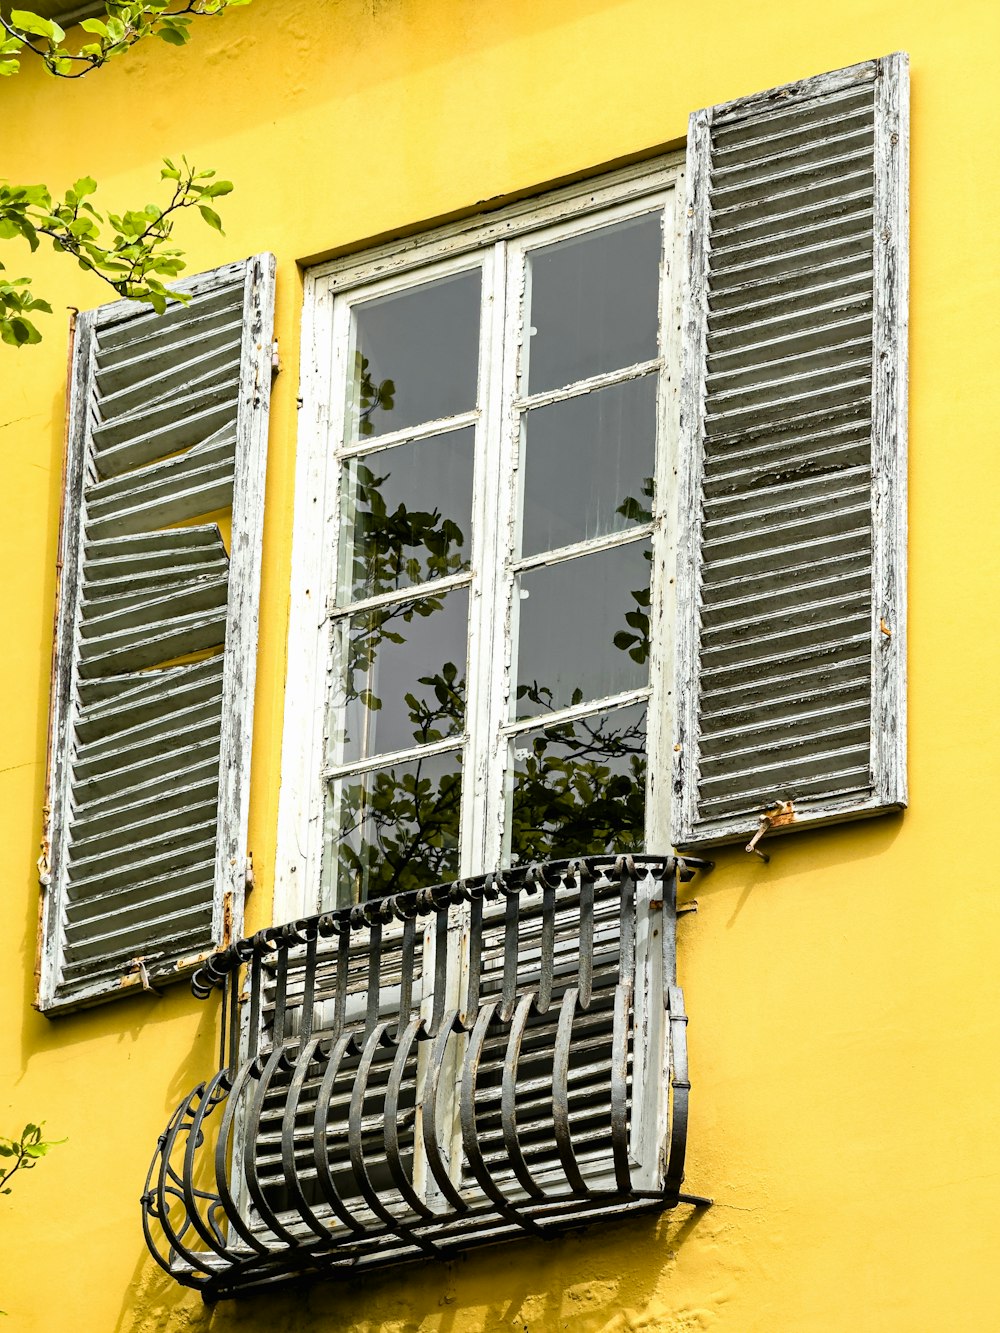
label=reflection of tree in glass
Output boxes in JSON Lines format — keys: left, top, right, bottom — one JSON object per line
{"left": 355, "top": 352, "right": 395, "bottom": 436}
{"left": 346, "top": 459, "right": 468, "bottom": 599}
{"left": 336, "top": 662, "right": 465, "bottom": 900}
{"left": 509, "top": 686, "right": 646, "bottom": 865}
{"left": 333, "top": 474, "right": 657, "bottom": 900}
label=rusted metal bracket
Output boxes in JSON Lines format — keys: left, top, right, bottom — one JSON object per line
{"left": 130, "top": 956, "right": 164, "bottom": 997}
{"left": 745, "top": 801, "right": 797, "bottom": 862}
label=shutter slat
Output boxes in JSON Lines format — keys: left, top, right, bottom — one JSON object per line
{"left": 71, "top": 736, "right": 222, "bottom": 806}
{"left": 97, "top": 322, "right": 244, "bottom": 416}
{"left": 701, "top": 655, "right": 871, "bottom": 714}
{"left": 711, "top": 80, "right": 875, "bottom": 146}
{"left": 65, "top": 827, "right": 218, "bottom": 894}
{"left": 93, "top": 400, "right": 238, "bottom": 479}
{"left": 72, "top": 778, "right": 219, "bottom": 843}
{"left": 709, "top": 269, "right": 873, "bottom": 330}
{"left": 76, "top": 656, "right": 223, "bottom": 731}
{"left": 38, "top": 255, "right": 274, "bottom": 1013}
{"left": 94, "top": 278, "right": 244, "bottom": 354}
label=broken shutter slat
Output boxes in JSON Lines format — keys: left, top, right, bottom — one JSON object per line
{"left": 673, "top": 54, "right": 907, "bottom": 849}
{"left": 38, "top": 253, "right": 275, "bottom": 1014}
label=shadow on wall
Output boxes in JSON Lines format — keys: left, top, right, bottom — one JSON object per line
{"left": 115, "top": 1202, "right": 714, "bottom": 1333}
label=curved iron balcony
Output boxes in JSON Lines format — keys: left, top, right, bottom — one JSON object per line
{"left": 142, "top": 854, "right": 709, "bottom": 1300}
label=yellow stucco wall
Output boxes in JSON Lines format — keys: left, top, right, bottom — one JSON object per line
{"left": 2, "top": 1, "right": 999, "bottom": 1328}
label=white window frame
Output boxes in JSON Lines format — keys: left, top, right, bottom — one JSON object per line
{"left": 277, "top": 154, "right": 686, "bottom": 925}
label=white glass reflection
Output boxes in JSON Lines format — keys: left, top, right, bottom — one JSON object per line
{"left": 520, "top": 375, "right": 656, "bottom": 557}
{"left": 346, "top": 269, "right": 481, "bottom": 440}
{"left": 524, "top": 213, "right": 662, "bottom": 394}
{"left": 514, "top": 542, "right": 652, "bottom": 720}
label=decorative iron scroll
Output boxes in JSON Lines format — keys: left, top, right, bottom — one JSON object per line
{"left": 142, "top": 854, "right": 708, "bottom": 1299}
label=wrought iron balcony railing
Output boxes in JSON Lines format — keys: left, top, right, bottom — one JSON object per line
{"left": 142, "top": 854, "right": 709, "bottom": 1300}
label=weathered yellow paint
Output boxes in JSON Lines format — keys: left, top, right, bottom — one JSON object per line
{"left": 2, "top": 0, "right": 999, "bottom": 1328}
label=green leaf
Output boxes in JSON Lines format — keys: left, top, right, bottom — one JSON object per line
{"left": 9, "top": 317, "right": 36, "bottom": 344}
{"left": 156, "top": 25, "right": 186, "bottom": 44}
{"left": 197, "top": 204, "right": 223, "bottom": 233}
{"left": 72, "top": 176, "right": 97, "bottom": 199}
{"left": 10, "top": 10, "right": 64, "bottom": 41}
{"left": 0, "top": 58, "right": 21, "bottom": 76}
{"left": 78, "top": 17, "right": 108, "bottom": 35}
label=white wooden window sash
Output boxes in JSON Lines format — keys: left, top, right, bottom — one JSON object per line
{"left": 38, "top": 254, "right": 275, "bottom": 1015}
{"left": 278, "top": 161, "right": 685, "bottom": 921}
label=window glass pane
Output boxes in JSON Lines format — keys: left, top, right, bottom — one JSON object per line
{"left": 346, "top": 269, "right": 481, "bottom": 440}
{"left": 331, "top": 588, "right": 468, "bottom": 763}
{"left": 506, "top": 703, "right": 647, "bottom": 865}
{"left": 326, "top": 750, "right": 463, "bottom": 904}
{"left": 524, "top": 213, "right": 661, "bottom": 395}
{"left": 520, "top": 375, "right": 656, "bottom": 557}
{"left": 514, "top": 542, "right": 652, "bottom": 719}
{"left": 338, "top": 428, "right": 475, "bottom": 601}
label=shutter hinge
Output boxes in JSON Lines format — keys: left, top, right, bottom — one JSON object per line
{"left": 37, "top": 803, "right": 51, "bottom": 888}
{"left": 270, "top": 339, "right": 281, "bottom": 376}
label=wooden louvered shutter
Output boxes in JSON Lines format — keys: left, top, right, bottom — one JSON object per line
{"left": 37, "top": 254, "right": 275, "bottom": 1014}
{"left": 672, "top": 55, "right": 907, "bottom": 849}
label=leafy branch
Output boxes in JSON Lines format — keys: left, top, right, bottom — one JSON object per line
{"left": 0, "top": 1, "right": 249, "bottom": 345}
{"left": 0, "top": 159, "right": 232, "bottom": 344}
{"left": 0, "top": 0, "right": 249, "bottom": 79}
{"left": 0, "top": 1123, "right": 64, "bottom": 1197}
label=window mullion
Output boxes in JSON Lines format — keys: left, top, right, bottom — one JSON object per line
{"left": 455, "top": 240, "right": 505, "bottom": 879}
{"left": 476, "top": 236, "right": 527, "bottom": 872}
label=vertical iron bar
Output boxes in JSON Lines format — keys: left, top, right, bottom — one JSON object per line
{"left": 395, "top": 910, "right": 416, "bottom": 1040}
{"left": 300, "top": 931, "right": 318, "bottom": 1045}
{"left": 430, "top": 902, "right": 449, "bottom": 1037}
{"left": 246, "top": 945, "right": 263, "bottom": 1062}
{"left": 227, "top": 960, "right": 241, "bottom": 1076}
{"left": 617, "top": 857, "right": 636, "bottom": 990}
{"left": 333, "top": 922, "right": 351, "bottom": 1042}
{"left": 465, "top": 889, "right": 483, "bottom": 1020}
{"left": 365, "top": 915, "right": 382, "bottom": 1041}
{"left": 577, "top": 864, "right": 594, "bottom": 1010}
{"left": 501, "top": 883, "right": 519, "bottom": 1022}
{"left": 219, "top": 971, "right": 231, "bottom": 1073}
{"left": 536, "top": 866, "right": 556, "bottom": 1014}
{"left": 662, "top": 859, "right": 678, "bottom": 996}
{"left": 272, "top": 938, "right": 289, "bottom": 1049}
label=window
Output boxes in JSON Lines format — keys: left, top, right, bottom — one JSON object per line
{"left": 126, "top": 51, "right": 904, "bottom": 1296}
{"left": 280, "top": 167, "right": 683, "bottom": 918}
